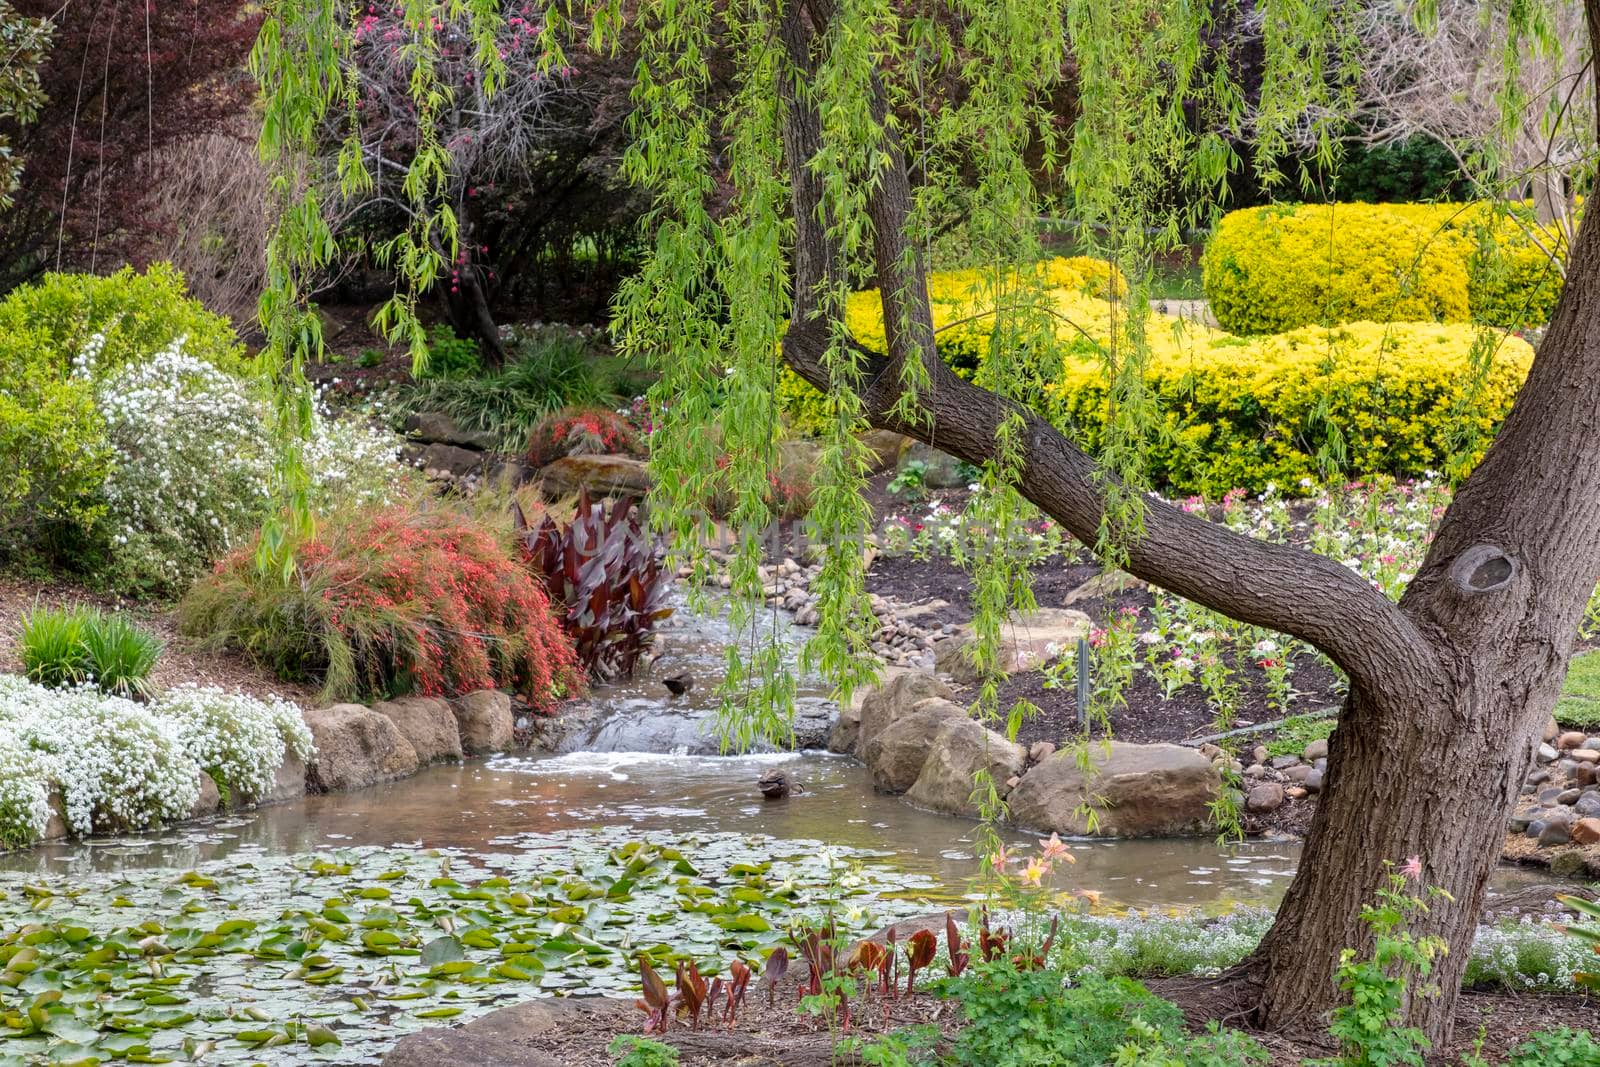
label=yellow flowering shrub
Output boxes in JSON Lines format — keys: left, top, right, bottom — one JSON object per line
{"left": 782, "top": 256, "right": 1125, "bottom": 433}
{"left": 1202, "top": 204, "right": 1470, "bottom": 334}
{"left": 1202, "top": 202, "right": 1566, "bottom": 333}
{"left": 780, "top": 253, "right": 1531, "bottom": 496}
{"left": 1047, "top": 319, "right": 1531, "bottom": 495}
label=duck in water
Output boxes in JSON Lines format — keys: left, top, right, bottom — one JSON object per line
{"left": 758, "top": 768, "right": 805, "bottom": 799}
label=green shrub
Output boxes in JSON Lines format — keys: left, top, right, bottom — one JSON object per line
{"left": 400, "top": 327, "right": 616, "bottom": 451}
{"left": 179, "top": 504, "right": 581, "bottom": 705}
{"left": 944, "top": 963, "right": 1265, "bottom": 1067}
{"left": 608, "top": 1035, "right": 680, "bottom": 1067}
{"left": 1505, "top": 1028, "right": 1600, "bottom": 1067}
{"left": 417, "top": 324, "right": 482, "bottom": 379}
{"left": 20, "top": 605, "right": 163, "bottom": 700}
{"left": 1554, "top": 649, "right": 1600, "bottom": 729}
{"left": 1202, "top": 202, "right": 1565, "bottom": 333}
{"left": 0, "top": 263, "right": 244, "bottom": 378}
{"left": 0, "top": 333, "right": 111, "bottom": 557}
{"left": 1264, "top": 713, "right": 1335, "bottom": 759}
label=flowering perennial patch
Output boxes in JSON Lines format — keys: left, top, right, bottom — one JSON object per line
{"left": 0, "top": 676, "right": 315, "bottom": 845}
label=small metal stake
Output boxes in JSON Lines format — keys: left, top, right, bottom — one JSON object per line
{"left": 1075, "top": 637, "right": 1091, "bottom": 728}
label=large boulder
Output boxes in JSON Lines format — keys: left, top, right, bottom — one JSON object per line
{"left": 861, "top": 697, "right": 966, "bottom": 793}
{"left": 859, "top": 429, "right": 911, "bottom": 473}
{"left": 536, "top": 454, "right": 651, "bottom": 499}
{"left": 906, "top": 717, "right": 1027, "bottom": 817}
{"left": 258, "top": 751, "right": 307, "bottom": 806}
{"left": 304, "top": 704, "right": 419, "bottom": 793}
{"left": 450, "top": 690, "right": 515, "bottom": 755}
{"left": 190, "top": 771, "right": 221, "bottom": 818}
{"left": 828, "top": 667, "right": 914, "bottom": 755}
{"left": 403, "top": 411, "right": 498, "bottom": 452}
{"left": 855, "top": 671, "right": 955, "bottom": 756}
{"left": 418, "top": 443, "right": 484, "bottom": 479}
{"left": 934, "top": 608, "right": 1092, "bottom": 683}
{"left": 1007, "top": 742, "right": 1222, "bottom": 837}
{"left": 373, "top": 696, "right": 463, "bottom": 764}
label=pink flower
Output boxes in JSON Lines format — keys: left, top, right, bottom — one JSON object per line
{"left": 1401, "top": 855, "right": 1423, "bottom": 881}
{"left": 1038, "top": 833, "right": 1074, "bottom": 864}
{"left": 988, "top": 845, "right": 1010, "bottom": 872}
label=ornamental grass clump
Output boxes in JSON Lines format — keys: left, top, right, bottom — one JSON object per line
{"left": 180, "top": 504, "right": 582, "bottom": 705}
{"left": 19, "top": 604, "right": 163, "bottom": 699}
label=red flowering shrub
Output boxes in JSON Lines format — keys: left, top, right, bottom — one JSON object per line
{"left": 525, "top": 407, "right": 642, "bottom": 469}
{"left": 179, "top": 505, "right": 581, "bottom": 707}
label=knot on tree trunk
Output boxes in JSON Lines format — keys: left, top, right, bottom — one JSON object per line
{"left": 1448, "top": 544, "right": 1518, "bottom": 595}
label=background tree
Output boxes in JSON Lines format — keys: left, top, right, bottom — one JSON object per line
{"left": 257, "top": 0, "right": 1600, "bottom": 1044}
{"left": 324, "top": 3, "right": 648, "bottom": 356}
{"left": 0, "top": 1, "right": 51, "bottom": 212}
{"left": 0, "top": 1, "right": 258, "bottom": 292}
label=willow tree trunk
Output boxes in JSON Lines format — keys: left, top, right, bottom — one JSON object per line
{"left": 771, "top": 0, "right": 1600, "bottom": 1046}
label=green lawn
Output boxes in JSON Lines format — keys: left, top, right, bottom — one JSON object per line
{"left": 1556, "top": 649, "right": 1600, "bottom": 730}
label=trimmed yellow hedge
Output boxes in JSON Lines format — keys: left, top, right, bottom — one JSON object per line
{"left": 779, "top": 254, "right": 1532, "bottom": 495}
{"left": 1047, "top": 320, "right": 1532, "bottom": 496}
{"left": 1202, "top": 202, "right": 1566, "bottom": 333}
{"left": 779, "top": 256, "right": 1123, "bottom": 434}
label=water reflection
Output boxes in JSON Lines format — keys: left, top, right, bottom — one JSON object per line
{"left": 1, "top": 750, "right": 1309, "bottom": 910}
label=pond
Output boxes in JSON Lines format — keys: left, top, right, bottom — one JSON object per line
{"left": 0, "top": 602, "right": 1570, "bottom": 1065}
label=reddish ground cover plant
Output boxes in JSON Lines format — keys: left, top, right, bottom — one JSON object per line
{"left": 525, "top": 406, "right": 642, "bottom": 468}
{"left": 181, "top": 504, "right": 582, "bottom": 705}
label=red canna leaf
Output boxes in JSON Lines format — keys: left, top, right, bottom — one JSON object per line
{"left": 945, "top": 913, "right": 969, "bottom": 977}
{"left": 905, "top": 929, "right": 936, "bottom": 995}
{"left": 761, "top": 945, "right": 789, "bottom": 1006}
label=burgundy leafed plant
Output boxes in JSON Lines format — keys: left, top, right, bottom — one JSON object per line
{"left": 675, "top": 959, "right": 708, "bottom": 1030}
{"left": 904, "top": 929, "right": 936, "bottom": 995}
{"left": 761, "top": 945, "right": 789, "bottom": 1007}
{"left": 724, "top": 959, "right": 753, "bottom": 1026}
{"left": 516, "top": 491, "right": 674, "bottom": 681}
{"left": 945, "top": 912, "right": 969, "bottom": 977}
{"left": 637, "top": 956, "right": 671, "bottom": 1034}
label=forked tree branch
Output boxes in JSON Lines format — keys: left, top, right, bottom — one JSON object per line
{"left": 775, "top": 0, "right": 1446, "bottom": 708}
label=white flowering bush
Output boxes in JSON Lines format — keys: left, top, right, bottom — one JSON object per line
{"left": 91, "top": 339, "right": 274, "bottom": 594}
{"left": 152, "top": 685, "right": 315, "bottom": 803}
{"left": 0, "top": 732, "right": 53, "bottom": 848}
{"left": 0, "top": 675, "right": 314, "bottom": 846}
{"left": 79, "top": 334, "right": 407, "bottom": 595}
{"left": 11, "top": 682, "right": 199, "bottom": 836}
{"left": 304, "top": 394, "right": 408, "bottom": 510}
{"left": 1057, "top": 906, "right": 1590, "bottom": 993}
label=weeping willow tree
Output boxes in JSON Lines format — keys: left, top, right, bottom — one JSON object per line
{"left": 254, "top": 0, "right": 1600, "bottom": 1043}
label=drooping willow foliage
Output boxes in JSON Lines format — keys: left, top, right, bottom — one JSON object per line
{"left": 251, "top": 0, "right": 1577, "bottom": 751}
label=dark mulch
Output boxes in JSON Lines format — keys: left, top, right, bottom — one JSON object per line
{"left": 864, "top": 538, "right": 1346, "bottom": 752}
{"left": 1150, "top": 975, "right": 1600, "bottom": 1066}
{"left": 437, "top": 971, "right": 1599, "bottom": 1067}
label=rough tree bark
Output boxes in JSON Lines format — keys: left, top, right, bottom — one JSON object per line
{"left": 775, "top": 0, "right": 1600, "bottom": 1044}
